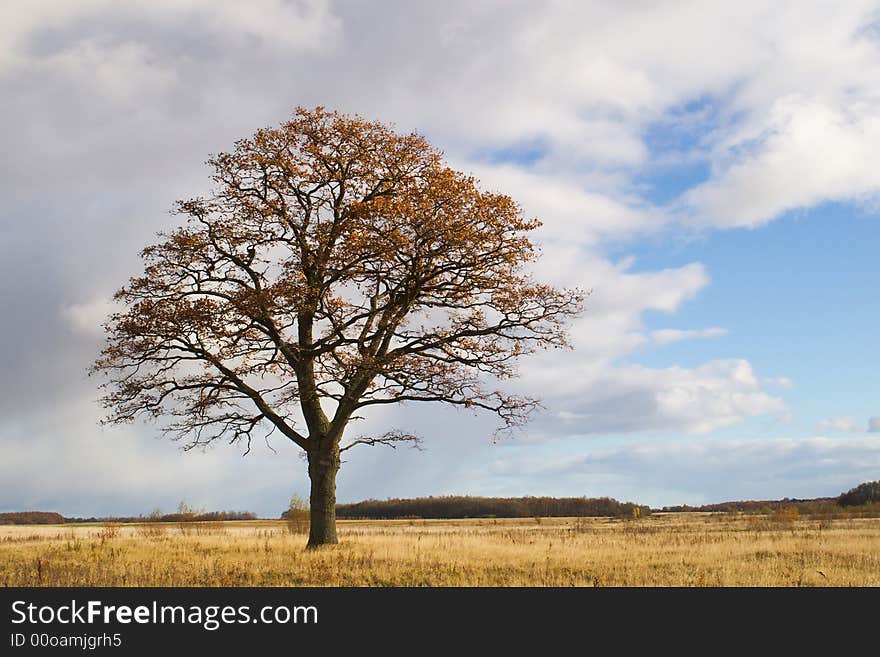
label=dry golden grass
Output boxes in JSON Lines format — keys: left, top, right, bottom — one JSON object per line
{"left": 1, "top": 513, "right": 878, "bottom": 587}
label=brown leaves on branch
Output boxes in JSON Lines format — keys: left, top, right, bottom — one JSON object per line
{"left": 92, "top": 106, "right": 584, "bottom": 452}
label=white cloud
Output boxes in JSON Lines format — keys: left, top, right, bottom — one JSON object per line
{"left": 0, "top": 394, "right": 305, "bottom": 516}
{"left": 5, "top": 2, "right": 879, "bottom": 230}
{"left": 763, "top": 376, "right": 793, "bottom": 388}
{"left": 508, "top": 253, "right": 783, "bottom": 437}
{"left": 817, "top": 416, "right": 857, "bottom": 432}
{"left": 61, "top": 298, "right": 116, "bottom": 338}
{"left": 0, "top": 0, "right": 338, "bottom": 74}
{"left": 683, "top": 96, "right": 880, "bottom": 227}
{"left": 651, "top": 327, "right": 727, "bottom": 345}
{"left": 522, "top": 357, "right": 786, "bottom": 437}
{"left": 41, "top": 39, "right": 178, "bottom": 104}
{"left": 481, "top": 436, "right": 880, "bottom": 506}
{"left": 575, "top": 258, "right": 709, "bottom": 317}
{"left": 466, "top": 164, "right": 659, "bottom": 246}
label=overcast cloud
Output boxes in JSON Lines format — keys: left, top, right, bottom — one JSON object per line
{"left": 1, "top": 1, "right": 878, "bottom": 515}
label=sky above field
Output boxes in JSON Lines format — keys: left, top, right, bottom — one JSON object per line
{"left": 2, "top": 1, "right": 879, "bottom": 516}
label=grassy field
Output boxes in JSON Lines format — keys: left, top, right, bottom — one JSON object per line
{"left": 1, "top": 513, "right": 879, "bottom": 586}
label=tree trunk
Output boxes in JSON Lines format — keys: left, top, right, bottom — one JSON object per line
{"left": 307, "top": 451, "right": 339, "bottom": 547}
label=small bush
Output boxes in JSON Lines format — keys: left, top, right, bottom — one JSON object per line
{"left": 771, "top": 506, "right": 799, "bottom": 524}
{"left": 135, "top": 523, "right": 166, "bottom": 539}
{"left": 570, "top": 518, "right": 591, "bottom": 534}
{"left": 286, "top": 494, "right": 310, "bottom": 535}
{"left": 100, "top": 522, "right": 120, "bottom": 540}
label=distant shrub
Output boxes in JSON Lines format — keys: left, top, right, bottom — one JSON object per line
{"left": 135, "top": 523, "right": 166, "bottom": 539}
{"left": 771, "top": 506, "right": 800, "bottom": 524}
{"left": 838, "top": 481, "right": 880, "bottom": 507}
{"left": 100, "top": 522, "right": 120, "bottom": 540}
{"left": 285, "top": 494, "right": 310, "bottom": 535}
{"left": 570, "top": 518, "right": 592, "bottom": 534}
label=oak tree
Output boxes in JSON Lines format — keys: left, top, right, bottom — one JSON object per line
{"left": 93, "top": 107, "right": 583, "bottom": 546}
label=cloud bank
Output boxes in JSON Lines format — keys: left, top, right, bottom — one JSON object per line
{"left": 2, "top": 1, "right": 878, "bottom": 513}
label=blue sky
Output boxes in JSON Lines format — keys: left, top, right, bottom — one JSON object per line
{"left": 627, "top": 203, "right": 879, "bottom": 432}
{"left": 1, "top": 1, "right": 879, "bottom": 516}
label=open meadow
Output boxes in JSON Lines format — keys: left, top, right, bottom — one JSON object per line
{"left": 2, "top": 513, "right": 879, "bottom": 587}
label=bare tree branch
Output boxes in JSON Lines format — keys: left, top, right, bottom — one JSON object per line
{"left": 340, "top": 430, "right": 424, "bottom": 453}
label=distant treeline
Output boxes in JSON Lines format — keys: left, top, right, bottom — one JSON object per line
{"left": 661, "top": 498, "right": 838, "bottom": 513}
{"left": 838, "top": 481, "right": 880, "bottom": 507}
{"left": 662, "top": 498, "right": 880, "bottom": 518}
{"left": 7, "top": 481, "right": 878, "bottom": 525}
{"left": 0, "top": 511, "right": 65, "bottom": 525}
{"left": 661, "top": 480, "right": 880, "bottom": 516}
{"left": 326, "top": 496, "right": 651, "bottom": 519}
{"left": 64, "top": 510, "right": 258, "bottom": 524}
{"left": 0, "top": 510, "right": 257, "bottom": 525}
